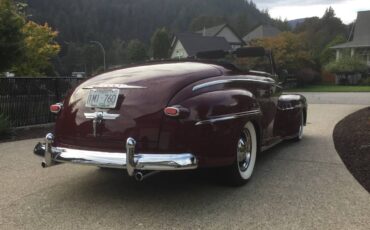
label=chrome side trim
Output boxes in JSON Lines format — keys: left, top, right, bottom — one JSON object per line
{"left": 83, "top": 84, "right": 146, "bottom": 89}
{"left": 84, "top": 112, "right": 120, "bottom": 120}
{"left": 192, "top": 78, "right": 275, "bottom": 91}
{"left": 195, "top": 109, "right": 261, "bottom": 126}
{"left": 248, "top": 70, "right": 271, "bottom": 75}
{"left": 192, "top": 80, "right": 231, "bottom": 91}
{"left": 38, "top": 134, "right": 198, "bottom": 173}
{"left": 278, "top": 104, "right": 303, "bottom": 111}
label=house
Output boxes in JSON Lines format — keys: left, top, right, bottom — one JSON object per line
{"left": 331, "top": 10, "right": 370, "bottom": 66}
{"left": 243, "top": 25, "right": 281, "bottom": 44}
{"left": 170, "top": 24, "right": 244, "bottom": 59}
{"left": 195, "top": 24, "right": 245, "bottom": 50}
{"left": 170, "top": 33, "right": 231, "bottom": 59}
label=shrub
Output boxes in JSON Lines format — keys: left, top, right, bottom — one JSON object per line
{"left": 325, "top": 55, "right": 368, "bottom": 74}
{"left": 358, "top": 76, "right": 370, "bottom": 86}
{"left": 0, "top": 113, "right": 12, "bottom": 139}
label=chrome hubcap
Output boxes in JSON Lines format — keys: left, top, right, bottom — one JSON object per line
{"left": 237, "top": 129, "right": 252, "bottom": 172}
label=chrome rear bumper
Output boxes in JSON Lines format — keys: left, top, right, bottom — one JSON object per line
{"left": 35, "top": 133, "right": 198, "bottom": 176}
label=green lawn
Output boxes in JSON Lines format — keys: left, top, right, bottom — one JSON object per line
{"left": 285, "top": 85, "right": 370, "bottom": 92}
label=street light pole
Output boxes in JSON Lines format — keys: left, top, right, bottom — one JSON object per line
{"left": 90, "top": 40, "right": 106, "bottom": 71}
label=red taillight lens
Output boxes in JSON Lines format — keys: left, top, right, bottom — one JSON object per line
{"left": 164, "top": 107, "right": 180, "bottom": 117}
{"left": 164, "top": 106, "right": 189, "bottom": 118}
{"left": 50, "top": 103, "right": 63, "bottom": 114}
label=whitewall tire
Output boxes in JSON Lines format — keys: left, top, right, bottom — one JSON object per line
{"left": 227, "top": 121, "right": 257, "bottom": 186}
{"left": 293, "top": 111, "right": 304, "bottom": 141}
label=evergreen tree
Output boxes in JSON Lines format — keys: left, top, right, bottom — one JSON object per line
{"left": 127, "top": 39, "right": 147, "bottom": 63}
{"left": 0, "top": 0, "right": 25, "bottom": 73}
{"left": 150, "top": 28, "right": 170, "bottom": 59}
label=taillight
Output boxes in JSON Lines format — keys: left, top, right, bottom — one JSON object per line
{"left": 164, "top": 107, "right": 180, "bottom": 117}
{"left": 50, "top": 103, "right": 63, "bottom": 114}
{"left": 164, "top": 106, "right": 189, "bottom": 118}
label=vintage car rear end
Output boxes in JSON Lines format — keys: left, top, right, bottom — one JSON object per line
{"left": 36, "top": 62, "right": 237, "bottom": 178}
{"left": 34, "top": 47, "right": 307, "bottom": 185}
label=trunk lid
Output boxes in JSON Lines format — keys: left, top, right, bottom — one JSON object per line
{"left": 55, "top": 62, "right": 222, "bottom": 152}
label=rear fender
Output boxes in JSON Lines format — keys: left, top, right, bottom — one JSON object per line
{"left": 158, "top": 89, "right": 262, "bottom": 167}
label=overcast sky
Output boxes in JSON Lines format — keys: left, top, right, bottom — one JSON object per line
{"left": 254, "top": 0, "right": 370, "bottom": 24}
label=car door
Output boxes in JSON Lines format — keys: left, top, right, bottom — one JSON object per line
{"left": 255, "top": 76, "right": 282, "bottom": 146}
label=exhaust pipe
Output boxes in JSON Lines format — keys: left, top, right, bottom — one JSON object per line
{"left": 133, "top": 171, "right": 160, "bottom": 182}
{"left": 33, "top": 142, "right": 46, "bottom": 157}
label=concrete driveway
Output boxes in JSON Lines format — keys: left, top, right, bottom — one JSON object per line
{"left": 1, "top": 101, "right": 369, "bottom": 229}
{"left": 293, "top": 92, "right": 370, "bottom": 105}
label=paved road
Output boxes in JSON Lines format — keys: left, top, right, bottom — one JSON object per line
{"left": 1, "top": 104, "right": 370, "bottom": 229}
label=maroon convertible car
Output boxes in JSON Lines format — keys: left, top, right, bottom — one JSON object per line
{"left": 34, "top": 47, "right": 307, "bottom": 185}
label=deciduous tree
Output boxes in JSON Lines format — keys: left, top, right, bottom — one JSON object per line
{"left": 13, "top": 21, "right": 60, "bottom": 76}
{"left": 250, "top": 32, "right": 313, "bottom": 72}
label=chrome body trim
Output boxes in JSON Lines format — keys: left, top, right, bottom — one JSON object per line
{"left": 83, "top": 84, "right": 146, "bottom": 89}
{"left": 195, "top": 109, "right": 261, "bottom": 126}
{"left": 192, "top": 78, "right": 275, "bottom": 91}
{"left": 38, "top": 134, "right": 198, "bottom": 173}
{"left": 84, "top": 112, "right": 120, "bottom": 120}
{"left": 277, "top": 104, "right": 303, "bottom": 111}
{"left": 279, "top": 94, "right": 302, "bottom": 101}
{"left": 248, "top": 70, "right": 271, "bottom": 75}
{"left": 84, "top": 112, "right": 120, "bottom": 137}
{"left": 261, "top": 139, "right": 282, "bottom": 152}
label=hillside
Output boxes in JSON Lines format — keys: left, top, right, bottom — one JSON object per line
{"left": 26, "top": 0, "right": 289, "bottom": 75}
{"left": 288, "top": 18, "right": 309, "bottom": 29}
{"left": 27, "top": 0, "right": 284, "bottom": 44}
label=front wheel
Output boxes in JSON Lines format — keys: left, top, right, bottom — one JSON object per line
{"left": 227, "top": 121, "right": 257, "bottom": 186}
{"left": 292, "top": 111, "right": 304, "bottom": 142}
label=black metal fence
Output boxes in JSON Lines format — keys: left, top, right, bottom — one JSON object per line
{"left": 0, "top": 77, "right": 85, "bottom": 127}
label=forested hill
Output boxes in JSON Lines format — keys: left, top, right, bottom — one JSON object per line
{"left": 27, "top": 0, "right": 283, "bottom": 44}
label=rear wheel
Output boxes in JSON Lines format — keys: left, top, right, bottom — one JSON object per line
{"left": 227, "top": 121, "right": 257, "bottom": 186}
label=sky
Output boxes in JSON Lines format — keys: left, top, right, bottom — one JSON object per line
{"left": 254, "top": 0, "right": 370, "bottom": 24}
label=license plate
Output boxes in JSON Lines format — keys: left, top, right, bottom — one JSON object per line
{"left": 86, "top": 89, "right": 119, "bottom": 108}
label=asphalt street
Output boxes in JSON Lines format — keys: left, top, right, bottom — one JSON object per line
{"left": 0, "top": 96, "right": 369, "bottom": 229}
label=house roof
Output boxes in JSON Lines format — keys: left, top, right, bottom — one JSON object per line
{"left": 332, "top": 10, "right": 370, "bottom": 49}
{"left": 243, "top": 25, "right": 281, "bottom": 43}
{"left": 196, "top": 24, "right": 226, "bottom": 36}
{"left": 173, "top": 33, "right": 231, "bottom": 57}
{"left": 195, "top": 23, "right": 244, "bottom": 44}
